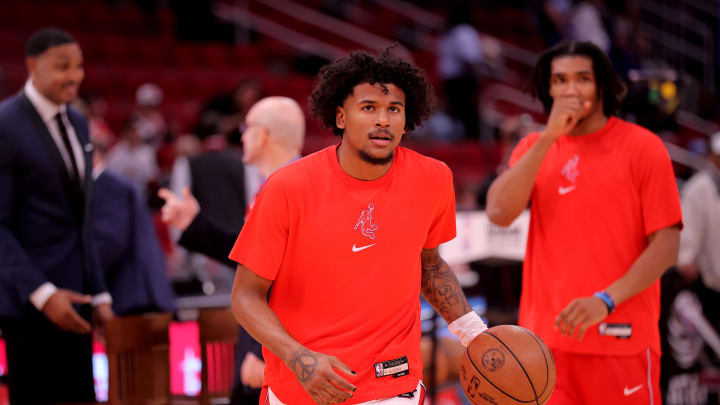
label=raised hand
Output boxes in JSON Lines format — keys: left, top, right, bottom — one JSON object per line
{"left": 158, "top": 186, "right": 200, "bottom": 232}
{"left": 543, "top": 96, "right": 592, "bottom": 142}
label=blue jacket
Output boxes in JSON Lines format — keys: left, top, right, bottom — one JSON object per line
{"left": 92, "top": 170, "right": 176, "bottom": 315}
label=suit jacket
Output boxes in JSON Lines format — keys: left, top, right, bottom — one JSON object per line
{"left": 178, "top": 211, "right": 238, "bottom": 267}
{"left": 92, "top": 170, "right": 176, "bottom": 315}
{"left": 188, "top": 149, "right": 246, "bottom": 233}
{"left": 176, "top": 149, "right": 247, "bottom": 267}
{"left": 0, "top": 92, "right": 107, "bottom": 318}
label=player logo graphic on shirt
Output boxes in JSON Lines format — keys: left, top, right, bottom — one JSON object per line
{"left": 561, "top": 154, "right": 580, "bottom": 183}
{"left": 354, "top": 203, "right": 379, "bottom": 240}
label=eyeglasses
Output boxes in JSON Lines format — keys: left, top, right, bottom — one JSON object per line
{"left": 239, "top": 122, "right": 266, "bottom": 134}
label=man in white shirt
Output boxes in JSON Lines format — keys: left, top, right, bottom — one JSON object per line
{"left": 678, "top": 132, "right": 720, "bottom": 328}
{"left": 0, "top": 27, "right": 113, "bottom": 403}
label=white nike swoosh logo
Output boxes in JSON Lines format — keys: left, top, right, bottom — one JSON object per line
{"left": 623, "top": 384, "right": 643, "bottom": 396}
{"left": 558, "top": 185, "right": 577, "bottom": 195}
{"left": 352, "top": 243, "right": 376, "bottom": 252}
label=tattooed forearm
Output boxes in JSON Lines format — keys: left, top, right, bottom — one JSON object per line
{"left": 420, "top": 247, "right": 472, "bottom": 322}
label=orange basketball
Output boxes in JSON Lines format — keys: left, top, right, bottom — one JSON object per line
{"left": 459, "top": 325, "right": 556, "bottom": 405}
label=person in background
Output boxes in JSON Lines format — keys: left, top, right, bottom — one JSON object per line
{"left": 159, "top": 96, "right": 306, "bottom": 404}
{"left": 198, "top": 79, "right": 263, "bottom": 141}
{"left": 0, "top": 27, "right": 114, "bottom": 404}
{"left": 487, "top": 41, "right": 682, "bottom": 404}
{"left": 131, "top": 82, "right": 168, "bottom": 147}
{"left": 105, "top": 123, "right": 159, "bottom": 196}
{"left": 677, "top": 131, "right": 720, "bottom": 331}
{"left": 437, "top": 2, "right": 485, "bottom": 140}
{"left": 91, "top": 143, "right": 176, "bottom": 316}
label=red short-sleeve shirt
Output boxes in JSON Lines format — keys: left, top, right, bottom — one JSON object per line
{"left": 230, "top": 145, "right": 456, "bottom": 403}
{"left": 509, "top": 117, "right": 682, "bottom": 356}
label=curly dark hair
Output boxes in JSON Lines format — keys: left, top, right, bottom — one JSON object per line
{"left": 310, "top": 48, "right": 435, "bottom": 136}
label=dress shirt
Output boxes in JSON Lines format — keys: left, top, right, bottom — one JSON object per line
{"left": 24, "top": 79, "right": 86, "bottom": 182}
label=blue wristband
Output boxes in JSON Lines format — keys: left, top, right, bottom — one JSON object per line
{"left": 594, "top": 291, "right": 615, "bottom": 314}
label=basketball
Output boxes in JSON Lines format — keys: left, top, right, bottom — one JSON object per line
{"left": 460, "top": 325, "right": 556, "bottom": 405}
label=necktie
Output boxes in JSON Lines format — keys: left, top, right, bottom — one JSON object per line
{"left": 55, "top": 112, "right": 81, "bottom": 183}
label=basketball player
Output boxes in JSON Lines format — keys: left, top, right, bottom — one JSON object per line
{"left": 230, "top": 49, "right": 488, "bottom": 404}
{"left": 486, "top": 41, "right": 682, "bottom": 404}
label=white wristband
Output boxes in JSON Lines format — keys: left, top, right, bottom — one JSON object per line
{"left": 448, "top": 311, "right": 488, "bottom": 347}
{"left": 29, "top": 282, "right": 57, "bottom": 311}
{"left": 92, "top": 292, "right": 113, "bottom": 307}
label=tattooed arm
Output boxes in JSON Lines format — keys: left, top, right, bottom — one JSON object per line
{"left": 420, "top": 247, "right": 472, "bottom": 322}
{"left": 231, "top": 264, "right": 356, "bottom": 404}
{"left": 420, "top": 247, "right": 487, "bottom": 346}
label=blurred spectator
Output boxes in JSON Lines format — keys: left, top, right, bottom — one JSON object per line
{"left": 174, "top": 133, "right": 203, "bottom": 159}
{"left": 159, "top": 96, "right": 305, "bottom": 404}
{"left": 413, "top": 108, "right": 466, "bottom": 142}
{"left": 72, "top": 94, "right": 116, "bottom": 151}
{"left": 131, "top": 82, "right": 168, "bottom": 146}
{"left": 660, "top": 132, "right": 720, "bottom": 405}
{"left": 437, "top": 2, "right": 484, "bottom": 140}
{"left": 105, "top": 124, "right": 159, "bottom": 195}
{"left": 569, "top": 0, "right": 610, "bottom": 53}
{"left": 608, "top": 18, "right": 641, "bottom": 79}
{"left": 164, "top": 129, "right": 255, "bottom": 295}
{"left": 85, "top": 94, "right": 116, "bottom": 150}
{"left": 154, "top": 131, "right": 179, "bottom": 182}
{"left": 183, "top": 131, "right": 259, "bottom": 255}
{"left": 167, "top": 134, "right": 202, "bottom": 212}
{"left": 659, "top": 267, "right": 720, "bottom": 405}
{"left": 606, "top": 1, "right": 641, "bottom": 79}
{"left": 534, "top": 0, "right": 611, "bottom": 53}
{"left": 91, "top": 146, "right": 176, "bottom": 316}
{"left": 677, "top": 132, "right": 720, "bottom": 328}
{"left": 535, "top": 0, "right": 573, "bottom": 46}
{"left": 198, "top": 79, "right": 263, "bottom": 140}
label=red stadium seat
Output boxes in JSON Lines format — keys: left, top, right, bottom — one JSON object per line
{"left": 197, "top": 308, "right": 239, "bottom": 405}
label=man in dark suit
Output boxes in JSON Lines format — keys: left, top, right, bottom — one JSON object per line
{"left": 165, "top": 131, "right": 255, "bottom": 296}
{"left": 91, "top": 148, "right": 177, "bottom": 316}
{"left": 0, "top": 28, "right": 114, "bottom": 403}
{"left": 159, "top": 96, "right": 305, "bottom": 404}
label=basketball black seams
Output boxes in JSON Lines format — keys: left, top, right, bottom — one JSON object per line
{"left": 485, "top": 331, "right": 541, "bottom": 405}
{"left": 465, "top": 333, "right": 542, "bottom": 404}
{"left": 518, "top": 326, "right": 555, "bottom": 401}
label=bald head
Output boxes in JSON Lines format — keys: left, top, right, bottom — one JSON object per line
{"left": 246, "top": 96, "right": 305, "bottom": 154}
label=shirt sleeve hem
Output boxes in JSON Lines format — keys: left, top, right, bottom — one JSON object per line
{"left": 423, "top": 232, "right": 457, "bottom": 250}
{"left": 645, "top": 218, "right": 683, "bottom": 238}
{"left": 229, "top": 253, "right": 277, "bottom": 281}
